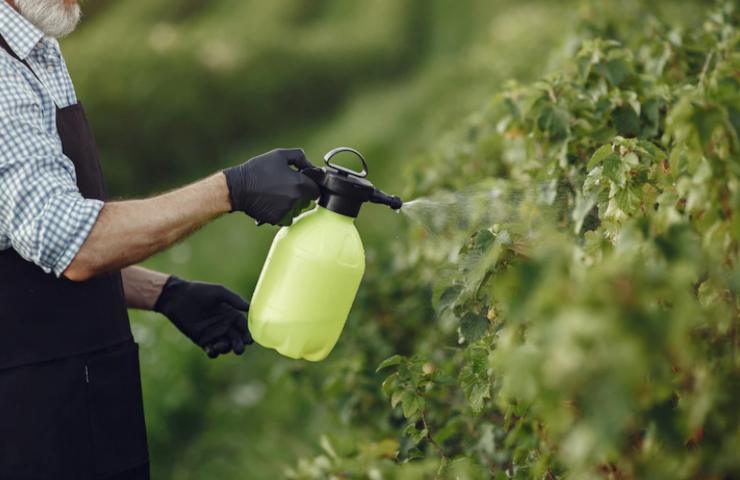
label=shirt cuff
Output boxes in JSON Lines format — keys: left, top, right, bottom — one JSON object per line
{"left": 51, "top": 198, "right": 104, "bottom": 277}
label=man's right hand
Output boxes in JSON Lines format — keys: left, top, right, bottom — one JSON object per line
{"left": 223, "top": 148, "right": 320, "bottom": 226}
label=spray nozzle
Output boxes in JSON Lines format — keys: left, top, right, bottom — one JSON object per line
{"left": 302, "top": 147, "right": 403, "bottom": 218}
{"left": 370, "top": 189, "right": 403, "bottom": 210}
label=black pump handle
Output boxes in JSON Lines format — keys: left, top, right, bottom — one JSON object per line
{"left": 324, "top": 147, "right": 368, "bottom": 178}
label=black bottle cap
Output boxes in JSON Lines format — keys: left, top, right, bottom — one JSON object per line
{"left": 302, "top": 147, "right": 403, "bottom": 218}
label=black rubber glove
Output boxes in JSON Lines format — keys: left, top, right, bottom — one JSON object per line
{"left": 154, "top": 276, "right": 253, "bottom": 359}
{"left": 223, "top": 148, "right": 320, "bottom": 226}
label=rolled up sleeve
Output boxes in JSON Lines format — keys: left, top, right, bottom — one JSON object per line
{"left": 0, "top": 69, "right": 102, "bottom": 277}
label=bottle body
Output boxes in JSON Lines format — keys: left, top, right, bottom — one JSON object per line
{"left": 248, "top": 206, "right": 365, "bottom": 361}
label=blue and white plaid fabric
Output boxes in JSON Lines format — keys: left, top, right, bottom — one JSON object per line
{"left": 0, "top": 1, "right": 102, "bottom": 277}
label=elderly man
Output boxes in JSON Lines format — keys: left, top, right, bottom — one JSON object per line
{"left": 0, "top": 0, "right": 319, "bottom": 478}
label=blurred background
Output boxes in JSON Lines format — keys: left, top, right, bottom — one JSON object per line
{"left": 61, "top": 0, "right": 711, "bottom": 477}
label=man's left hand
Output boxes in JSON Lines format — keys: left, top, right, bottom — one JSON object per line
{"left": 154, "top": 276, "right": 253, "bottom": 358}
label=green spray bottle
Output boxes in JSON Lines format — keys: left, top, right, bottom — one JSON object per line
{"left": 248, "top": 147, "right": 402, "bottom": 361}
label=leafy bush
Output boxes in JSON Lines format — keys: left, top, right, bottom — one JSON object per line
{"left": 288, "top": 2, "right": 739, "bottom": 478}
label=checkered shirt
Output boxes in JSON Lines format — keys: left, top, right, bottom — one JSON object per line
{"left": 0, "top": 1, "right": 102, "bottom": 277}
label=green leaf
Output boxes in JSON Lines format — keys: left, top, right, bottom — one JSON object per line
{"left": 637, "top": 140, "right": 666, "bottom": 162}
{"left": 435, "top": 284, "right": 462, "bottom": 314}
{"left": 319, "top": 435, "right": 338, "bottom": 459}
{"left": 600, "top": 57, "right": 630, "bottom": 86}
{"left": 612, "top": 106, "right": 641, "bottom": 137}
{"left": 602, "top": 153, "right": 624, "bottom": 185}
{"left": 391, "top": 390, "right": 404, "bottom": 409}
{"left": 401, "top": 392, "right": 424, "bottom": 418}
{"left": 623, "top": 152, "right": 639, "bottom": 167}
{"left": 691, "top": 105, "right": 724, "bottom": 149}
{"left": 473, "top": 229, "right": 495, "bottom": 251}
{"left": 403, "top": 423, "right": 428, "bottom": 445}
{"left": 459, "top": 312, "right": 489, "bottom": 343}
{"left": 459, "top": 346, "right": 491, "bottom": 413}
{"left": 537, "top": 105, "right": 570, "bottom": 140}
{"left": 640, "top": 98, "right": 662, "bottom": 138}
{"left": 376, "top": 355, "right": 404, "bottom": 372}
{"left": 467, "top": 383, "right": 492, "bottom": 414}
{"left": 614, "top": 184, "right": 642, "bottom": 214}
{"left": 573, "top": 190, "right": 598, "bottom": 234}
{"left": 382, "top": 372, "right": 399, "bottom": 397}
{"left": 588, "top": 144, "right": 614, "bottom": 170}
{"left": 583, "top": 166, "right": 604, "bottom": 195}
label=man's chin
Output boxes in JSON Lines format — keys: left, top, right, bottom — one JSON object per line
{"left": 15, "top": 0, "right": 82, "bottom": 39}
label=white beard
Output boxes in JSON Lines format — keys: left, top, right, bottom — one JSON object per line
{"left": 14, "top": 0, "right": 81, "bottom": 39}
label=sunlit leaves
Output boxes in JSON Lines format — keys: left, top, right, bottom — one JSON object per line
{"left": 291, "top": 2, "right": 740, "bottom": 478}
{"left": 400, "top": 2, "right": 739, "bottom": 476}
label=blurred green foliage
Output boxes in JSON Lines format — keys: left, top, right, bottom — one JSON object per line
{"left": 62, "top": 0, "right": 736, "bottom": 478}
{"left": 293, "top": 1, "right": 738, "bottom": 478}
{"left": 66, "top": 0, "right": 504, "bottom": 196}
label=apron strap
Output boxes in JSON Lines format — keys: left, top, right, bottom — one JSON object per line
{"left": 0, "top": 34, "right": 21, "bottom": 61}
{"left": 0, "top": 33, "right": 42, "bottom": 83}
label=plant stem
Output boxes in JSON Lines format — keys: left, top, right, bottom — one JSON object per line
{"left": 420, "top": 409, "right": 446, "bottom": 458}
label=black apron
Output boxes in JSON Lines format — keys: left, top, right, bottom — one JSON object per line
{"left": 0, "top": 36, "right": 149, "bottom": 479}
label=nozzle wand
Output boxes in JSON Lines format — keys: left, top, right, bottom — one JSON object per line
{"left": 370, "top": 189, "right": 403, "bottom": 210}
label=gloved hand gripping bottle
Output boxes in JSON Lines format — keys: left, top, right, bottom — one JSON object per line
{"left": 248, "top": 147, "right": 402, "bottom": 361}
